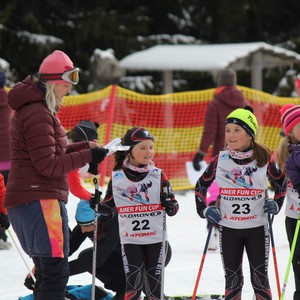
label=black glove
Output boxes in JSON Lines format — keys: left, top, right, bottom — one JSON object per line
{"left": 0, "top": 213, "right": 10, "bottom": 229}
{"left": 204, "top": 206, "right": 221, "bottom": 224}
{"left": 88, "top": 162, "right": 99, "bottom": 175}
{"left": 161, "top": 199, "right": 179, "bottom": 216}
{"left": 263, "top": 198, "right": 279, "bottom": 215}
{"left": 89, "top": 191, "right": 102, "bottom": 210}
{"left": 90, "top": 148, "right": 108, "bottom": 164}
{"left": 192, "top": 152, "right": 204, "bottom": 171}
{"left": 24, "top": 275, "right": 35, "bottom": 291}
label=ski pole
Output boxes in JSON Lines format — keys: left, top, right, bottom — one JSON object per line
{"left": 192, "top": 222, "right": 214, "bottom": 300}
{"left": 160, "top": 209, "right": 167, "bottom": 300}
{"left": 268, "top": 213, "right": 281, "bottom": 299}
{"left": 91, "top": 177, "right": 101, "bottom": 300}
{"left": 280, "top": 214, "right": 300, "bottom": 300}
{"left": 7, "top": 228, "right": 36, "bottom": 282}
{"left": 160, "top": 183, "right": 169, "bottom": 300}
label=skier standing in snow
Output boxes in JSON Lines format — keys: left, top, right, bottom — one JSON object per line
{"left": 277, "top": 104, "right": 300, "bottom": 300}
{"left": 0, "top": 70, "right": 13, "bottom": 249}
{"left": 0, "top": 174, "right": 10, "bottom": 238}
{"left": 192, "top": 69, "right": 249, "bottom": 250}
{"left": 4, "top": 50, "right": 108, "bottom": 300}
{"left": 100, "top": 127, "right": 179, "bottom": 300}
{"left": 195, "top": 106, "right": 287, "bottom": 299}
{"left": 0, "top": 70, "right": 12, "bottom": 185}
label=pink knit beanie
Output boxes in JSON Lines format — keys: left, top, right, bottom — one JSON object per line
{"left": 280, "top": 104, "right": 300, "bottom": 135}
{"left": 38, "top": 50, "right": 75, "bottom": 84}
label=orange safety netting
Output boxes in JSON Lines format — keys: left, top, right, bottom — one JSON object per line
{"left": 57, "top": 85, "right": 300, "bottom": 190}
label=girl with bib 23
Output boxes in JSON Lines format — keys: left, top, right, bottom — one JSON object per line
{"left": 195, "top": 106, "right": 287, "bottom": 300}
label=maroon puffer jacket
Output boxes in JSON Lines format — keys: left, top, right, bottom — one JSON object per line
{"left": 4, "top": 76, "right": 93, "bottom": 208}
{"left": 199, "top": 85, "right": 249, "bottom": 157}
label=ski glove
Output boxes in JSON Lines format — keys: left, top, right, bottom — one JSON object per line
{"left": 89, "top": 193, "right": 101, "bottom": 210}
{"left": 24, "top": 275, "right": 35, "bottom": 291}
{"left": 204, "top": 206, "right": 221, "bottom": 224}
{"left": 88, "top": 148, "right": 108, "bottom": 175}
{"left": 90, "top": 148, "right": 108, "bottom": 164}
{"left": 263, "top": 198, "right": 279, "bottom": 215}
{"left": 161, "top": 199, "right": 179, "bottom": 216}
{"left": 88, "top": 162, "right": 99, "bottom": 175}
{"left": 192, "top": 152, "right": 204, "bottom": 171}
{"left": 0, "top": 213, "right": 10, "bottom": 229}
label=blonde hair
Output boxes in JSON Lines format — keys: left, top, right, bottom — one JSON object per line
{"left": 274, "top": 137, "right": 289, "bottom": 171}
{"left": 32, "top": 75, "right": 59, "bottom": 114}
{"left": 274, "top": 132, "right": 298, "bottom": 172}
{"left": 44, "top": 82, "right": 58, "bottom": 114}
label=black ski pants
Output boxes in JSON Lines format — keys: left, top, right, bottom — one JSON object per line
{"left": 32, "top": 256, "right": 69, "bottom": 300}
{"left": 121, "top": 242, "right": 171, "bottom": 300}
{"left": 219, "top": 225, "right": 272, "bottom": 300}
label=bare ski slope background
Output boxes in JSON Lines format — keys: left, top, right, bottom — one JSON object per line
{"left": 0, "top": 189, "right": 295, "bottom": 299}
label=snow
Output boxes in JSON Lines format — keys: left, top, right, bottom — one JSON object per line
{"left": 15, "top": 31, "right": 63, "bottom": 45}
{"left": 119, "top": 42, "right": 300, "bottom": 71}
{"left": 0, "top": 189, "right": 295, "bottom": 299}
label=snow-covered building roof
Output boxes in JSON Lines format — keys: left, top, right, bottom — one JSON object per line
{"left": 120, "top": 42, "right": 300, "bottom": 93}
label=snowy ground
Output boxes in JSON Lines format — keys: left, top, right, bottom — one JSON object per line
{"left": 0, "top": 189, "right": 295, "bottom": 300}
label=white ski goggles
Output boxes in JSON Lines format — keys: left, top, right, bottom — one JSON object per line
{"left": 39, "top": 67, "right": 79, "bottom": 85}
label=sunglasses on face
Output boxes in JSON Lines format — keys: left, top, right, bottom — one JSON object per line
{"left": 39, "top": 67, "right": 79, "bottom": 85}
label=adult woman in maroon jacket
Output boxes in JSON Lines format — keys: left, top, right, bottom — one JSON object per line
{"left": 4, "top": 50, "right": 107, "bottom": 300}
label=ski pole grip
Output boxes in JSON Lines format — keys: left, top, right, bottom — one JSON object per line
{"left": 90, "top": 178, "right": 102, "bottom": 209}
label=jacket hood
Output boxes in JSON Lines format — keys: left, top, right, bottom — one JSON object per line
{"left": 8, "top": 76, "right": 46, "bottom": 111}
{"left": 214, "top": 86, "right": 246, "bottom": 108}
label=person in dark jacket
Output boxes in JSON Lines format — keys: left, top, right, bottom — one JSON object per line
{"left": 4, "top": 50, "right": 108, "bottom": 300}
{"left": 0, "top": 70, "right": 13, "bottom": 248}
{"left": 0, "top": 173, "right": 10, "bottom": 249}
{"left": 192, "top": 68, "right": 249, "bottom": 170}
{"left": 69, "top": 200, "right": 125, "bottom": 300}
{"left": 0, "top": 70, "right": 13, "bottom": 184}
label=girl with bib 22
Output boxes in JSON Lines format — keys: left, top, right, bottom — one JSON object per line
{"left": 195, "top": 107, "right": 287, "bottom": 300}
{"left": 101, "top": 127, "right": 179, "bottom": 300}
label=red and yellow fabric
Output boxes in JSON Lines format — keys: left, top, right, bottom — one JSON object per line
{"left": 57, "top": 85, "right": 300, "bottom": 191}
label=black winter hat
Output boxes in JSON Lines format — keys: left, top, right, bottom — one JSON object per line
{"left": 217, "top": 68, "right": 236, "bottom": 86}
{"left": 122, "top": 127, "right": 154, "bottom": 148}
{"left": 0, "top": 71, "right": 7, "bottom": 88}
{"left": 74, "top": 120, "right": 99, "bottom": 141}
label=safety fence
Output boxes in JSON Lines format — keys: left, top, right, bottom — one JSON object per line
{"left": 57, "top": 85, "right": 300, "bottom": 190}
